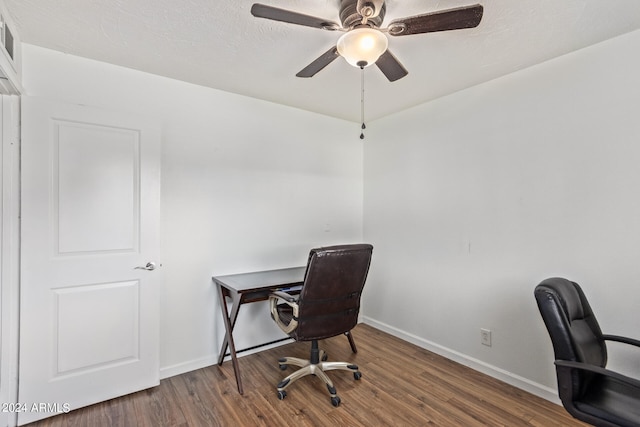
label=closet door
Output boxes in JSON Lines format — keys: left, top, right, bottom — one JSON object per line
{"left": 19, "top": 97, "right": 161, "bottom": 425}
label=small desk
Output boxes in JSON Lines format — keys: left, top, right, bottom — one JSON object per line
{"left": 213, "top": 266, "right": 306, "bottom": 394}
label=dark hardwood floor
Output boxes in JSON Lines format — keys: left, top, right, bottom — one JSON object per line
{"left": 25, "top": 324, "right": 587, "bottom": 426}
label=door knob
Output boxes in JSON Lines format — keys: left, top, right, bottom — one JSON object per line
{"left": 134, "top": 262, "right": 156, "bottom": 271}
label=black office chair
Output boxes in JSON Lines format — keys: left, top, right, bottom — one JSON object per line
{"left": 534, "top": 278, "right": 640, "bottom": 427}
{"left": 269, "top": 243, "right": 373, "bottom": 407}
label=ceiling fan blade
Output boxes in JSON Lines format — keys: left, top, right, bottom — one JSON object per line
{"left": 296, "top": 47, "right": 341, "bottom": 78}
{"left": 387, "top": 4, "right": 483, "bottom": 36}
{"left": 251, "top": 3, "right": 340, "bottom": 30}
{"left": 375, "top": 50, "right": 408, "bottom": 82}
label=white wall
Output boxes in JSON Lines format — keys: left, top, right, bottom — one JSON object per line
{"left": 363, "top": 29, "right": 640, "bottom": 400}
{"left": 20, "top": 27, "right": 640, "bottom": 404}
{"left": 21, "top": 44, "right": 364, "bottom": 376}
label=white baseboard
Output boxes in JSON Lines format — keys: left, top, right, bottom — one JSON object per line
{"left": 361, "top": 316, "right": 561, "bottom": 405}
{"left": 159, "top": 339, "right": 293, "bottom": 380}
{"left": 160, "top": 355, "right": 218, "bottom": 380}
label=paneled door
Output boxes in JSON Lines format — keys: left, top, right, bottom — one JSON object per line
{"left": 18, "top": 97, "right": 161, "bottom": 425}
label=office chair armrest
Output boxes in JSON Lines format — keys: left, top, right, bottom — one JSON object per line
{"left": 603, "top": 334, "right": 640, "bottom": 348}
{"left": 269, "top": 292, "right": 299, "bottom": 334}
{"left": 269, "top": 290, "right": 298, "bottom": 303}
{"left": 555, "top": 360, "right": 640, "bottom": 389}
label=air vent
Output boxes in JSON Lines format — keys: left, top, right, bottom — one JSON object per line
{"left": 0, "top": 9, "right": 21, "bottom": 94}
{"left": 0, "top": 14, "right": 14, "bottom": 61}
{"left": 4, "top": 21, "right": 13, "bottom": 60}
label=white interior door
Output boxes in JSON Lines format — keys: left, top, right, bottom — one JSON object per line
{"left": 18, "top": 97, "right": 161, "bottom": 425}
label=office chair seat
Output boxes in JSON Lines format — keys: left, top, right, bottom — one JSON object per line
{"left": 577, "top": 376, "right": 640, "bottom": 425}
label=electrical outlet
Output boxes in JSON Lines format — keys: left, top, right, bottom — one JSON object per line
{"left": 481, "top": 328, "right": 492, "bottom": 347}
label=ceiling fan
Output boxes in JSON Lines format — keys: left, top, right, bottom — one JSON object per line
{"left": 251, "top": 0, "right": 484, "bottom": 82}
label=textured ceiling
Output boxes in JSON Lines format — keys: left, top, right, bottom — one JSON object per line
{"left": 4, "top": 0, "right": 640, "bottom": 122}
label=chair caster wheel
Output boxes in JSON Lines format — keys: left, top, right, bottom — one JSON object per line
{"left": 279, "top": 364, "right": 287, "bottom": 371}
{"left": 277, "top": 390, "right": 287, "bottom": 400}
{"left": 354, "top": 371, "right": 362, "bottom": 380}
{"left": 331, "top": 396, "right": 341, "bottom": 407}
{"left": 322, "top": 353, "right": 328, "bottom": 361}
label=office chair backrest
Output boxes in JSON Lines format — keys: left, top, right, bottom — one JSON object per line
{"left": 534, "top": 277, "right": 607, "bottom": 399}
{"left": 294, "top": 244, "right": 373, "bottom": 341}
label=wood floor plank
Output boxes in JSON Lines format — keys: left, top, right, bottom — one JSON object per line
{"left": 363, "top": 361, "right": 478, "bottom": 425}
{"left": 24, "top": 324, "right": 588, "bottom": 427}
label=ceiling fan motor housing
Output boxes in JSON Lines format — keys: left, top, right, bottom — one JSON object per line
{"left": 340, "top": 0, "right": 386, "bottom": 28}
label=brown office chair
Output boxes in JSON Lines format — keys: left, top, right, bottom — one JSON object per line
{"left": 269, "top": 243, "right": 373, "bottom": 407}
{"left": 534, "top": 278, "right": 640, "bottom": 427}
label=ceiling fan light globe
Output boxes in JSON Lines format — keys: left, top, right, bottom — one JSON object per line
{"left": 336, "top": 27, "right": 388, "bottom": 68}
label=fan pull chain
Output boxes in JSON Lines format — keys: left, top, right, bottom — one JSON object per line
{"left": 360, "top": 65, "right": 366, "bottom": 140}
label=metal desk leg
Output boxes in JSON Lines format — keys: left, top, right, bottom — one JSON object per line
{"left": 216, "top": 288, "right": 239, "bottom": 365}
{"left": 345, "top": 330, "right": 358, "bottom": 353}
{"left": 216, "top": 285, "right": 244, "bottom": 394}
